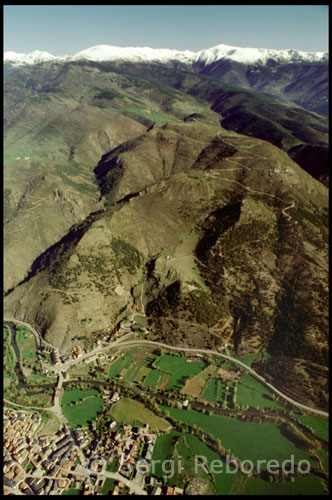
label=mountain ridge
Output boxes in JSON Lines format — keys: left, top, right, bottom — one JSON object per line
{"left": 4, "top": 42, "right": 328, "bottom": 67}
{"left": 4, "top": 53, "right": 328, "bottom": 410}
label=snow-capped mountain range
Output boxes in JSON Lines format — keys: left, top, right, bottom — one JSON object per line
{"left": 4, "top": 43, "right": 328, "bottom": 67}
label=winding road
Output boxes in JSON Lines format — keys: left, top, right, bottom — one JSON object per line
{"left": 4, "top": 317, "right": 328, "bottom": 418}
{"left": 109, "top": 339, "right": 329, "bottom": 418}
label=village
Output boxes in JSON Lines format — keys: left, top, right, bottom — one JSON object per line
{"left": 3, "top": 407, "right": 186, "bottom": 496}
{"left": 3, "top": 318, "right": 329, "bottom": 496}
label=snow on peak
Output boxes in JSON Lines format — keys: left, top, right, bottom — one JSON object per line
{"left": 4, "top": 49, "right": 57, "bottom": 66}
{"left": 70, "top": 44, "right": 196, "bottom": 64}
{"left": 4, "top": 43, "right": 328, "bottom": 68}
{"left": 194, "top": 44, "right": 328, "bottom": 65}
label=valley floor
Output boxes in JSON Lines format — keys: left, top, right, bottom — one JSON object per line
{"left": 3, "top": 319, "right": 329, "bottom": 496}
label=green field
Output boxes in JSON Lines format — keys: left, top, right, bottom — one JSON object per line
{"left": 292, "top": 413, "right": 329, "bottom": 442}
{"left": 176, "top": 433, "right": 242, "bottom": 495}
{"left": 16, "top": 328, "right": 37, "bottom": 360}
{"left": 110, "top": 398, "right": 171, "bottom": 431}
{"left": 102, "top": 478, "right": 115, "bottom": 495}
{"left": 160, "top": 406, "right": 313, "bottom": 464}
{"left": 155, "top": 354, "right": 188, "bottom": 372}
{"left": 182, "top": 365, "right": 218, "bottom": 397}
{"left": 15, "top": 328, "right": 31, "bottom": 346}
{"left": 61, "top": 389, "right": 104, "bottom": 428}
{"left": 143, "top": 369, "right": 169, "bottom": 388}
{"left": 62, "top": 397, "right": 104, "bottom": 428}
{"left": 62, "top": 489, "right": 80, "bottom": 495}
{"left": 124, "top": 106, "right": 175, "bottom": 123}
{"left": 233, "top": 473, "right": 327, "bottom": 495}
{"left": 237, "top": 375, "right": 284, "bottom": 409}
{"left": 134, "top": 315, "right": 149, "bottom": 328}
{"left": 200, "top": 378, "right": 225, "bottom": 402}
{"left": 149, "top": 431, "right": 181, "bottom": 476}
{"left": 153, "top": 354, "right": 205, "bottom": 391}
{"left": 166, "top": 361, "right": 205, "bottom": 390}
{"left": 106, "top": 458, "right": 119, "bottom": 473}
{"left": 3, "top": 326, "right": 9, "bottom": 340}
{"left": 149, "top": 430, "right": 242, "bottom": 493}
{"left": 4, "top": 323, "right": 55, "bottom": 406}
{"left": 134, "top": 365, "right": 151, "bottom": 382}
{"left": 61, "top": 388, "right": 100, "bottom": 405}
{"left": 108, "top": 352, "right": 133, "bottom": 378}
{"left": 234, "top": 352, "right": 260, "bottom": 367}
{"left": 315, "top": 448, "right": 329, "bottom": 473}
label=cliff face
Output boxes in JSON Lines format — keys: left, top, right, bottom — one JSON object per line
{"left": 4, "top": 61, "right": 328, "bottom": 410}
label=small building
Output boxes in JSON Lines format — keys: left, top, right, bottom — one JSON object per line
{"left": 72, "top": 345, "right": 82, "bottom": 358}
{"left": 84, "top": 353, "right": 99, "bottom": 364}
{"left": 51, "top": 350, "right": 60, "bottom": 365}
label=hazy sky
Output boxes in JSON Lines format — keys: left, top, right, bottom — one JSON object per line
{"left": 4, "top": 5, "right": 329, "bottom": 55}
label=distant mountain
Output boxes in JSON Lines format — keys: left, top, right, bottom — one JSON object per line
{"left": 77, "top": 59, "right": 328, "bottom": 185}
{"left": 4, "top": 53, "right": 328, "bottom": 411}
{"left": 4, "top": 43, "right": 328, "bottom": 117}
{"left": 4, "top": 49, "right": 59, "bottom": 65}
{"left": 4, "top": 43, "right": 328, "bottom": 66}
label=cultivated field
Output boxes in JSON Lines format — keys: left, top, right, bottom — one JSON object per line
{"left": 161, "top": 406, "right": 313, "bottom": 463}
{"left": 110, "top": 398, "right": 171, "bottom": 431}
{"left": 232, "top": 473, "right": 327, "bottom": 495}
{"left": 200, "top": 377, "right": 227, "bottom": 403}
{"left": 236, "top": 374, "right": 284, "bottom": 409}
{"left": 176, "top": 433, "right": 242, "bottom": 494}
{"left": 181, "top": 365, "right": 218, "bottom": 397}
{"left": 292, "top": 413, "right": 329, "bottom": 442}
{"left": 61, "top": 388, "right": 104, "bottom": 428}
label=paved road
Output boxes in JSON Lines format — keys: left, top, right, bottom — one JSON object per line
{"left": 5, "top": 317, "right": 328, "bottom": 418}
{"left": 4, "top": 317, "right": 56, "bottom": 350}
{"left": 109, "top": 339, "right": 329, "bottom": 418}
{"left": 74, "top": 464, "right": 147, "bottom": 495}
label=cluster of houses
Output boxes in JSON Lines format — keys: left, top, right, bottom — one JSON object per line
{"left": 3, "top": 410, "right": 40, "bottom": 492}
{"left": 4, "top": 410, "right": 79, "bottom": 495}
{"left": 4, "top": 409, "right": 86, "bottom": 495}
{"left": 85, "top": 421, "right": 156, "bottom": 476}
{"left": 41, "top": 345, "right": 60, "bottom": 365}
{"left": 84, "top": 421, "right": 186, "bottom": 495}
{"left": 4, "top": 406, "right": 189, "bottom": 496}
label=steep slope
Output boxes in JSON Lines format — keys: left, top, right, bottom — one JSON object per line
{"left": 4, "top": 57, "right": 328, "bottom": 412}
{"left": 4, "top": 61, "right": 219, "bottom": 292}
{"left": 197, "top": 59, "right": 328, "bottom": 116}
{"left": 84, "top": 60, "right": 328, "bottom": 185}
{"left": 5, "top": 42, "right": 328, "bottom": 115}
{"left": 4, "top": 120, "right": 328, "bottom": 410}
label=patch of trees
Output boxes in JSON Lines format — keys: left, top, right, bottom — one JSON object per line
{"left": 110, "top": 237, "right": 142, "bottom": 274}
{"left": 181, "top": 289, "right": 220, "bottom": 326}
{"left": 195, "top": 202, "right": 242, "bottom": 262}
